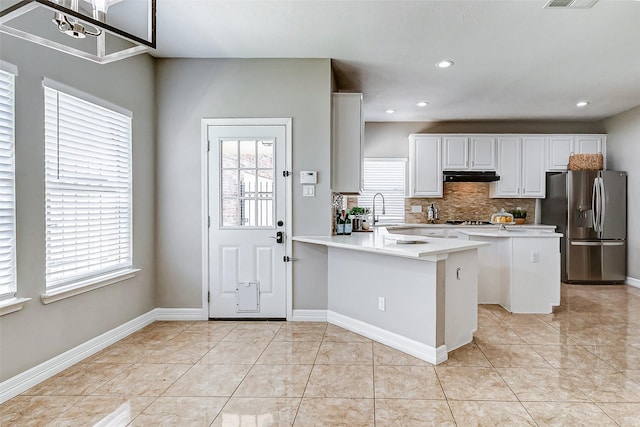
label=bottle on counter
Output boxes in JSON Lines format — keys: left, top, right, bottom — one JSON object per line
{"left": 336, "top": 210, "right": 345, "bottom": 235}
{"left": 427, "top": 203, "right": 435, "bottom": 222}
{"left": 344, "top": 212, "right": 352, "bottom": 235}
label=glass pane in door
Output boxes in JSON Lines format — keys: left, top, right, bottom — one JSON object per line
{"left": 220, "top": 138, "right": 275, "bottom": 228}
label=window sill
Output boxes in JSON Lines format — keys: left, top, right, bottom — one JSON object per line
{"left": 0, "top": 297, "right": 32, "bottom": 316}
{"left": 41, "top": 269, "right": 140, "bottom": 305}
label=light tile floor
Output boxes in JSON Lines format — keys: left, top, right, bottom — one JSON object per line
{"left": 2, "top": 283, "right": 640, "bottom": 426}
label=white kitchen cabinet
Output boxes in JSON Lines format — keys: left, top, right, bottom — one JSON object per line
{"left": 547, "top": 135, "right": 606, "bottom": 171}
{"left": 470, "top": 136, "right": 496, "bottom": 170}
{"left": 409, "top": 135, "right": 442, "bottom": 197}
{"left": 491, "top": 136, "right": 545, "bottom": 198}
{"left": 331, "top": 93, "right": 364, "bottom": 194}
{"left": 521, "top": 137, "right": 546, "bottom": 197}
{"left": 547, "top": 136, "right": 573, "bottom": 171}
{"left": 442, "top": 136, "right": 468, "bottom": 170}
{"left": 492, "top": 137, "right": 520, "bottom": 197}
{"left": 442, "top": 135, "right": 496, "bottom": 171}
{"left": 575, "top": 135, "right": 603, "bottom": 154}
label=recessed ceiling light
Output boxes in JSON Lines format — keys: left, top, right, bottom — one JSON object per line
{"left": 576, "top": 101, "right": 589, "bottom": 107}
{"left": 436, "top": 60, "right": 454, "bottom": 68}
{"left": 385, "top": 109, "right": 396, "bottom": 114}
{"left": 416, "top": 101, "right": 429, "bottom": 107}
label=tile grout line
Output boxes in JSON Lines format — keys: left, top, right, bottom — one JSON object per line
{"left": 291, "top": 326, "right": 328, "bottom": 425}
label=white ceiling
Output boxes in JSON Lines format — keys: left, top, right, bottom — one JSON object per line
{"left": 153, "top": 0, "right": 640, "bottom": 122}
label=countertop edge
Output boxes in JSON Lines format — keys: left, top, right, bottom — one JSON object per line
{"left": 293, "top": 235, "right": 490, "bottom": 259}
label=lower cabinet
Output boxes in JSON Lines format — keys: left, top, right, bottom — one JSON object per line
{"left": 409, "top": 135, "right": 442, "bottom": 197}
{"left": 491, "top": 136, "right": 545, "bottom": 198}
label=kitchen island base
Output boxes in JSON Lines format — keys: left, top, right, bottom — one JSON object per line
{"left": 293, "top": 232, "right": 487, "bottom": 365}
{"left": 458, "top": 230, "right": 561, "bottom": 314}
{"left": 327, "top": 247, "right": 478, "bottom": 364}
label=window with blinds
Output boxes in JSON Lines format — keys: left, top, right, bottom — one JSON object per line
{"left": 358, "top": 158, "right": 406, "bottom": 224}
{"left": 0, "top": 70, "right": 16, "bottom": 300}
{"left": 44, "top": 85, "right": 132, "bottom": 290}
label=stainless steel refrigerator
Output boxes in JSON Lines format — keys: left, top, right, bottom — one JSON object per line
{"left": 541, "top": 170, "right": 627, "bottom": 283}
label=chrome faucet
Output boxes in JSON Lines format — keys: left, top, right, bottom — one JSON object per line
{"left": 372, "top": 192, "right": 386, "bottom": 226}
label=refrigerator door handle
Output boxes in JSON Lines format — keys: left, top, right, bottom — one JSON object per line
{"left": 570, "top": 241, "right": 603, "bottom": 246}
{"left": 570, "top": 241, "right": 625, "bottom": 247}
{"left": 595, "top": 178, "right": 600, "bottom": 233}
{"left": 599, "top": 177, "right": 606, "bottom": 233}
{"left": 591, "top": 179, "right": 598, "bottom": 232}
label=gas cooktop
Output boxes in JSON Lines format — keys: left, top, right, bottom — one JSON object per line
{"left": 446, "top": 220, "right": 493, "bottom": 225}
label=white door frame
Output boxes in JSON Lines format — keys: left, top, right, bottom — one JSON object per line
{"left": 201, "top": 118, "right": 293, "bottom": 320}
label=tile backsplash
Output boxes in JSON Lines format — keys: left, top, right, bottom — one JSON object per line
{"left": 404, "top": 182, "right": 536, "bottom": 224}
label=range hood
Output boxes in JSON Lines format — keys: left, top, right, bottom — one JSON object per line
{"left": 443, "top": 171, "right": 500, "bottom": 182}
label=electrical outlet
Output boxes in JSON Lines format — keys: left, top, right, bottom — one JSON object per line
{"left": 411, "top": 205, "right": 422, "bottom": 213}
{"left": 378, "top": 297, "right": 385, "bottom": 311}
{"left": 531, "top": 251, "right": 540, "bottom": 263}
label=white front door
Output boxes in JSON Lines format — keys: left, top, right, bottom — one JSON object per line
{"left": 208, "top": 123, "right": 289, "bottom": 318}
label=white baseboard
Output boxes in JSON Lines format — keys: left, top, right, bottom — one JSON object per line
{"left": 326, "top": 310, "right": 447, "bottom": 365}
{"left": 0, "top": 307, "right": 207, "bottom": 404}
{"left": 154, "top": 307, "right": 207, "bottom": 321}
{"left": 290, "top": 309, "right": 327, "bottom": 322}
{"left": 627, "top": 276, "right": 640, "bottom": 289}
{"left": 0, "top": 310, "right": 156, "bottom": 404}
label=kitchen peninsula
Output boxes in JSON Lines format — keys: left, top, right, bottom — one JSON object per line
{"left": 293, "top": 230, "right": 489, "bottom": 364}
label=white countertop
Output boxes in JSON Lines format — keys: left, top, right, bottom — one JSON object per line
{"left": 457, "top": 229, "right": 563, "bottom": 238}
{"left": 293, "top": 229, "right": 490, "bottom": 259}
{"left": 384, "top": 223, "right": 557, "bottom": 230}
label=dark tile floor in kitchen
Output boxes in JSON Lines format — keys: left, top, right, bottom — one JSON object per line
{"left": 2, "top": 283, "right": 640, "bottom": 426}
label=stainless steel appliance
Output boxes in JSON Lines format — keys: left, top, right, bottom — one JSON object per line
{"left": 541, "top": 170, "right": 627, "bottom": 283}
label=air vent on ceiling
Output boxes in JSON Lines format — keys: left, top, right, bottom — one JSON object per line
{"left": 545, "top": 0, "right": 599, "bottom": 8}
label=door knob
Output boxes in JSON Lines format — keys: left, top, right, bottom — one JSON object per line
{"left": 270, "top": 231, "right": 284, "bottom": 244}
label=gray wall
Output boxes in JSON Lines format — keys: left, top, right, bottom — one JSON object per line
{"left": 364, "top": 121, "right": 607, "bottom": 158}
{"left": 155, "top": 59, "right": 332, "bottom": 310}
{"left": 0, "top": 37, "right": 156, "bottom": 381}
{"left": 604, "top": 105, "right": 640, "bottom": 281}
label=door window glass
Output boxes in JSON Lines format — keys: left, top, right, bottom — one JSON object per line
{"left": 220, "top": 139, "right": 274, "bottom": 227}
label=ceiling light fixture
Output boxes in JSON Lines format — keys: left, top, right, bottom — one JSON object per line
{"left": 576, "top": 101, "right": 590, "bottom": 107}
{"left": 436, "top": 60, "right": 454, "bottom": 68}
{"left": 416, "top": 101, "right": 429, "bottom": 107}
{"left": 385, "top": 109, "right": 396, "bottom": 114}
{"left": 0, "top": 0, "right": 156, "bottom": 64}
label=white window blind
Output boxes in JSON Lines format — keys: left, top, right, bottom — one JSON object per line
{"left": 44, "top": 85, "right": 132, "bottom": 290}
{"left": 0, "top": 70, "right": 16, "bottom": 300}
{"left": 358, "top": 158, "right": 406, "bottom": 224}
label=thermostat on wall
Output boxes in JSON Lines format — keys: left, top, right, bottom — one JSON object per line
{"left": 300, "top": 171, "right": 318, "bottom": 184}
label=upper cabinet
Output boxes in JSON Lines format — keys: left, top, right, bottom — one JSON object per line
{"left": 470, "top": 136, "right": 497, "bottom": 170}
{"left": 575, "top": 135, "right": 604, "bottom": 154}
{"left": 442, "top": 136, "right": 468, "bottom": 170}
{"left": 409, "top": 135, "right": 442, "bottom": 197}
{"left": 490, "top": 136, "right": 545, "bottom": 198}
{"left": 442, "top": 135, "right": 496, "bottom": 171}
{"left": 547, "top": 135, "right": 606, "bottom": 171}
{"left": 331, "top": 93, "right": 364, "bottom": 194}
{"left": 408, "top": 133, "right": 606, "bottom": 199}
